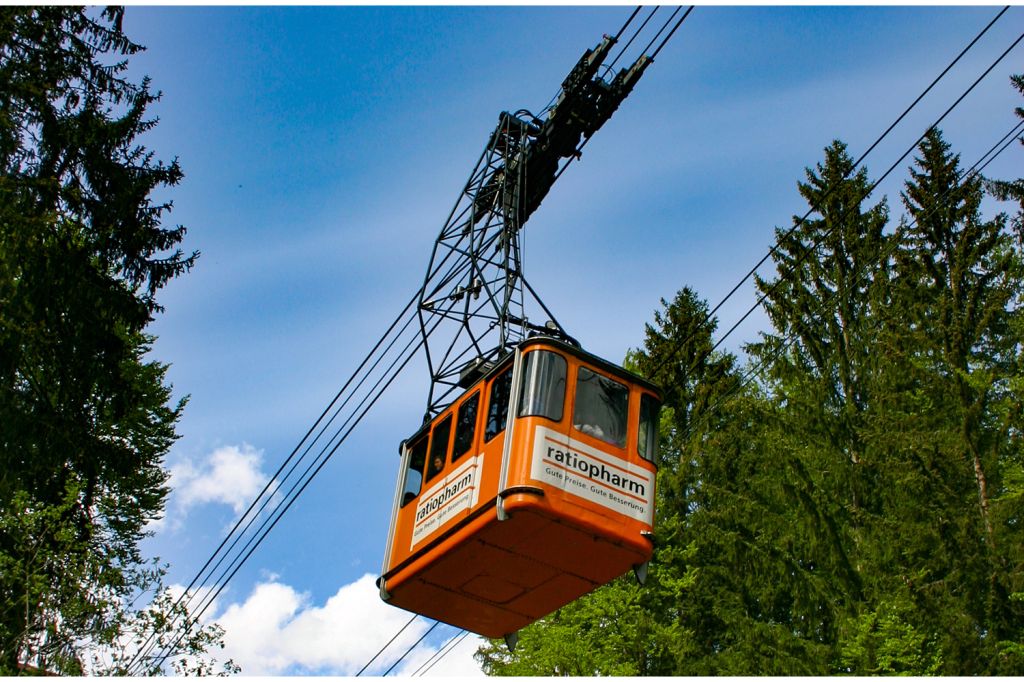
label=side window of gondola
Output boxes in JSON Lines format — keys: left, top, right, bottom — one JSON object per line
{"left": 518, "top": 350, "right": 566, "bottom": 421}
{"left": 638, "top": 393, "right": 661, "bottom": 463}
{"left": 424, "top": 415, "right": 452, "bottom": 483}
{"left": 485, "top": 368, "right": 513, "bottom": 442}
{"left": 401, "top": 434, "right": 429, "bottom": 507}
{"left": 572, "top": 366, "right": 629, "bottom": 448}
{"left": 452, "top": 392, "right": 480, "bottom": 462}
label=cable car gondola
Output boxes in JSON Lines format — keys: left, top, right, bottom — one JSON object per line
{"left": 378, "top": 336, "right": 661, "bottom": 641}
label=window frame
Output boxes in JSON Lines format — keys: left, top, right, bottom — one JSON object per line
{"left": 400, "top": 433, "right": 429, "bottom": 508}
{"left": 637, "top": 393, "right": 661, "bottom": 463}
{"left": 452, "top": 390, "right": 480, "bottom": 463}
{"left": 517, "top": 349, "right": 567, "bottom": 423}
{"left": 485, "top": 367, "right": 514, "bottom": 443}
{"left": 571, "top": 364, "right": 630, "bottom": 449}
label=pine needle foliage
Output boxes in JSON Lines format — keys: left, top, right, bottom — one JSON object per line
{"left": 477, "top": 76, "right": 1024, "bottom": 675}
{"left": 0, "top": 6, "right": 232, "bottom": 674}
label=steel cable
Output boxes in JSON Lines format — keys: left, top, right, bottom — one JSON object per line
{"left": 648, "top": 6, "right": 1016, "bottom": 381}
{"left": 356, "top": 614, "right": 420, "bottom": 676}
{"left": 415, "top": 629, "right": 470, "bottom": 677}
{"left": 382, "top": 621, "right": 440, "bottom": 676}
{"left": 676, "top": 115, "right": 1024, "bottom": 458}
{"left": 131, "top": 311, "right": 438, "bottom": 671}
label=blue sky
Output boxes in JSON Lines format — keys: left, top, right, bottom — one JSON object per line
{"left": 120, "top": 5, "right": 1024, "bottom": 675}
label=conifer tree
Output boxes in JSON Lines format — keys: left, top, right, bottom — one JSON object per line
{"left": 476, "top": 288, "right": 741, "bottom": 675}
{"left": 984, "top": 72, "right": 1024, "bottom": 670}
{"left": 0, "top": 7, "right": 231, "bottom": 673}
{"left": 744, "top": 141, "right": 891, "bottom": 671}
{"left": 866, "top": 127, "right": 1024, "bottom": 674}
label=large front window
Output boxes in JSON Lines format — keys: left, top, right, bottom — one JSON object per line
{"left": 572, "top": 366, "right": 628, "bottom": 448}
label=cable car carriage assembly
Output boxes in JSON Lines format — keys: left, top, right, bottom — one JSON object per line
{"left": 378, "top": 15, "right": 677, "bottom": 645}
{"left": 380, "top": 338, "right": 661, "bottom": 642}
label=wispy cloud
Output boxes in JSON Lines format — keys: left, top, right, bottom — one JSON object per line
{"left": 171, "top": 443, "right": 269, "bottom": 514}
{"left": 150, "top": 443, "right": 272, "bottom": 534}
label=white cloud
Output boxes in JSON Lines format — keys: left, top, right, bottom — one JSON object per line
{"left": 171, "top": 443, "right": 270, "bottom": 514}
{"left": 210, "top": 573, "right": 485, "bottom": 676}
{"left": 147, "top": 443, "right": 273, "bottom": 535}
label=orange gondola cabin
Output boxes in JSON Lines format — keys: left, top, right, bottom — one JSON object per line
{"left": 378, "top": 336, "right": 661, "bottom": 640}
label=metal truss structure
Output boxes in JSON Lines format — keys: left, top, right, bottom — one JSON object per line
{"left": 416, "top": 33, "right": 653, "bottom": 417}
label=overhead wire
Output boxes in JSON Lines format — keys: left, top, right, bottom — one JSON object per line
{"left": 607, "top": 6, "right": 657, "bottom": 73}
{"left": 650, "top": 6, "right": 693, "bottom": 61}
{"left": 678, "top": 114, "right": 1024, "bottom": 458}
{"left": 382, "top": 621, "right": 440, "bottom": 676}
{"left": 130, "top": 5, "right": 1020, "bottom": 676}
{"left": 131, "top": 307, "right": 442, "bottom": 671}
{"left": 641, "top": 6, "right": 682, "bottom": 57}
{"left": 406, "top": 626, "right": 460, "bottom": 676}
{"left": 611, "top": 5, "right": 642, "bottom": 43}
{"left": 136, "top": 318, "right": 435, "bottom": 672}
{"left": 648, "top": 5, "right": 1017, "bottom": 381}
{"left": 123, "top": 291, "right": 423, "bottom": 671}
{"left": 415, "top": 630, "right": 471, "bottom": 677}
{"left": 697, "top": 22, "right": 1024, "bottom": 366}
{"left": 356, "top": 614, "right": 420, "bottom": 676}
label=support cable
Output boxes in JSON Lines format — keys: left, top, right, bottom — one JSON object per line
{"left": 416, "top": 631, "right": 471, "bottom": 677}
{"left": 696, "top": 25, "right": 1024, "bottom": 366}
{"left": 611, "top": 5, "right": 642, "bottom": 43}
{"left": 356, "top": 614, "right": 420, "bottom": 676}
{"left": 649, "top": 6, "right": 1016, "bottom": 380}
{"left": 382, "top": 621, "right": 440, "bottom": 676}
{"left": 132, "top": 314, "right": 438, "bottom": 673}
{"left": 123, "top": 291, "right": 422, "bottom": 671}
{"left": 607, "top": 6, "right": 657, "bottom": 72}
{"left": 651, "top": 6, "right": 694, "bottom": 61}
{"left": 640, "top": 6, "right": 682, "bottom": 58}
{"left": 678, "top": 115, "right": 1024, "bottom": 453}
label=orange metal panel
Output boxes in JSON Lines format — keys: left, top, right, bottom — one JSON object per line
{"left": 380, "top": 339, "right": 660, "bottom": 638}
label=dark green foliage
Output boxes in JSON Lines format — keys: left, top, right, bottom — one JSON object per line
{"left": 864, "top": 127, "right": 1024, "bottom": 673}
{"left": 479, "top": 95, "right": 1024, "bottom": 674}
{"left": 986, "top": 74, "right": 1024, "bottom": 227}
{"left": 0, "top": 7, "right": 228, "bottom": 674}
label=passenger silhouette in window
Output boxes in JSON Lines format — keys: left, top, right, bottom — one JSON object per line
{"left": 573, "top": 367, "right": 628, "bottom": 447}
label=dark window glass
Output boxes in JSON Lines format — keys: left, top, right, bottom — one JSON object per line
{"left": 518, "top": 350, "right": 566, "bottom": 421}
{"left": 452, "top": 392, "right": 480, "bottom": 462}
{"left": 638, "top": 394, "right": 661, "bottom": 463}
{"left": 572, "top": 366, "right": 629, "bottom": 448}
{"left": 401, "top": 435, "right": 428, "bottom": 507}
{"left": 425, "top": 415, "right": 452, "bottom": 483}
{"left": 485, "top": 368, "right": 513, "bottom": 442}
